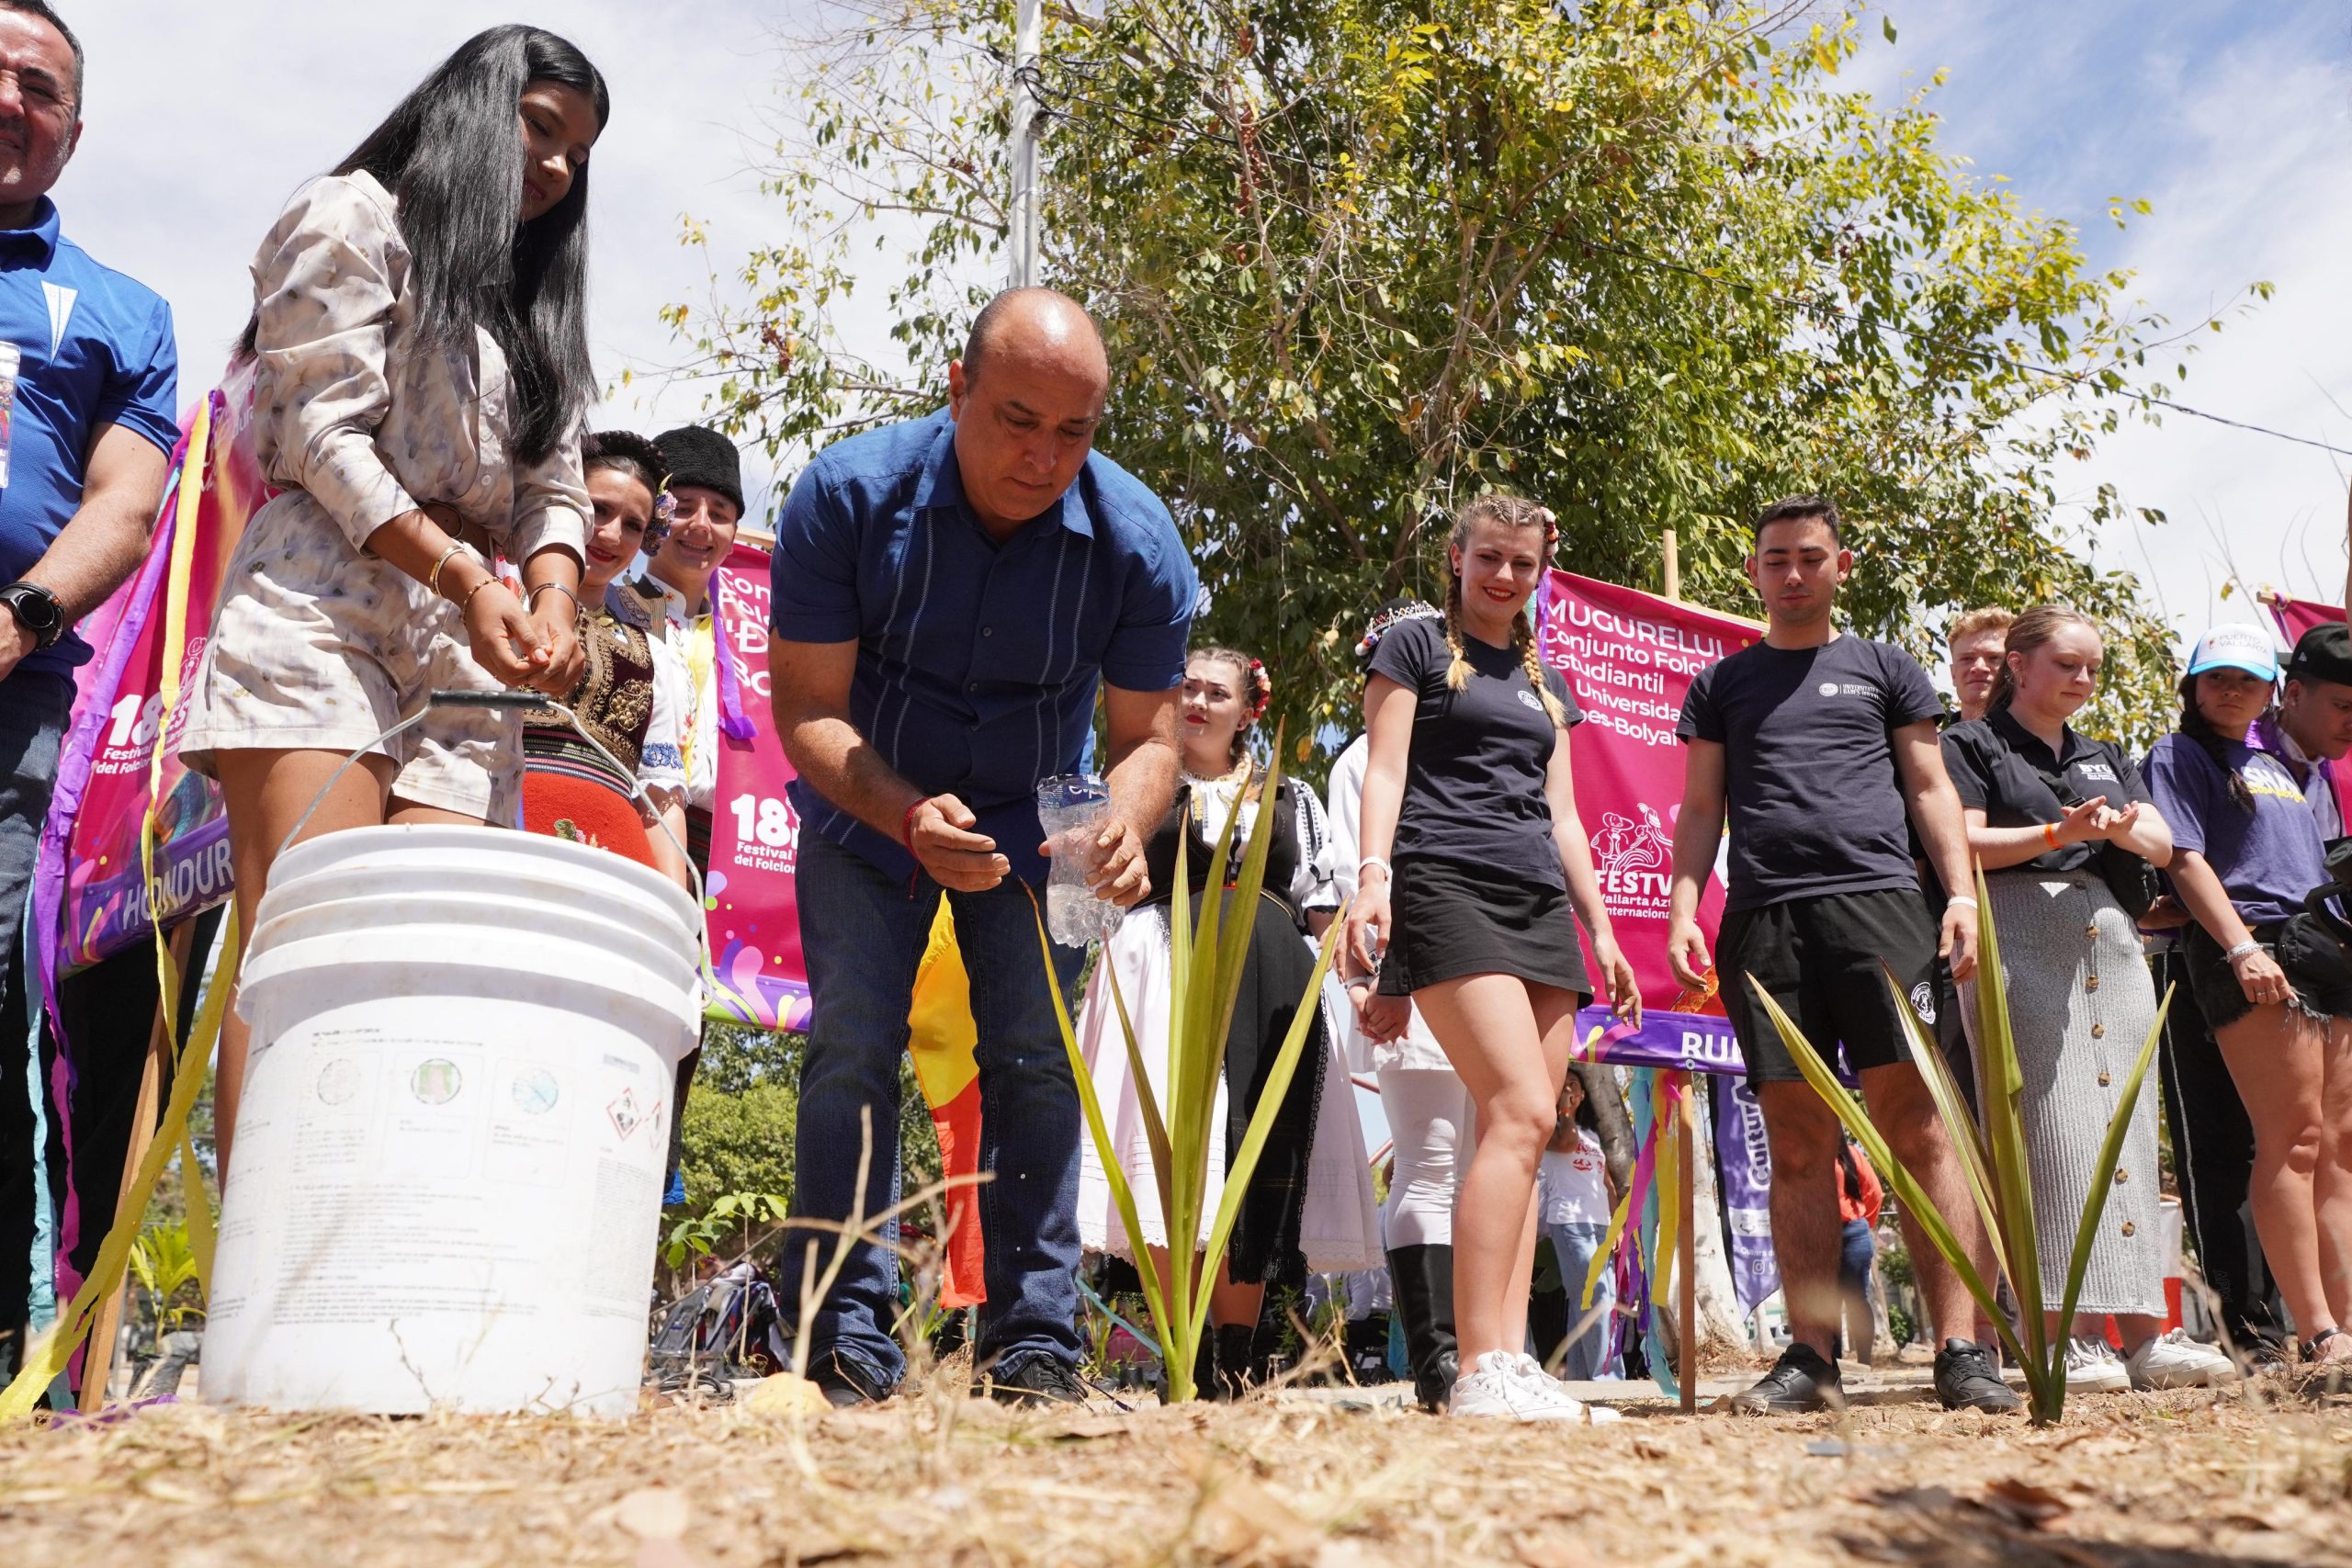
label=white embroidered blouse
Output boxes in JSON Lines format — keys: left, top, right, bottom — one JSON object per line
{"left": 246, "top": 170, "right": 588, "bottom": 565}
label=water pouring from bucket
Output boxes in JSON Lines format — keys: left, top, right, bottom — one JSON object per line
{"left": 202, "top": 693, "right": 707, "bottom": 1416}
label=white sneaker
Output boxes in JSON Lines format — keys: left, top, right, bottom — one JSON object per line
{"left": 1510, "top": 1353, "right": 1624, "bottom": 1425}
{"left": 2126, "top": 1328, "right": 2239, "bottom": 1390}
{"left": 2063, "top": 1336, "right": 2130, "bottom": 1393}
{"left": 1448, "top": 1351, "right": 1583, "bottom": 1422}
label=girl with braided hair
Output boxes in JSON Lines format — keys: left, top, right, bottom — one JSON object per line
{"left": 1072, "top": 647, "right": 1380, "bottom": 1397}
{"left": 2147, "top": 624, "right": 2352, "bottom": 1373}
{"left": 1344, "top": 493, "right": 1637, "bottom": 1422}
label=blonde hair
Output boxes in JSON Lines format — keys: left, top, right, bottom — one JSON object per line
{"left": 1443, "top": 494, "right": 1566, "bottom": 727}
{"left": 1949, "top": 605, "right": 2016, "bottom": 649}
{"left": 1984, "top": 604, "right": 2097, "bottom": 714}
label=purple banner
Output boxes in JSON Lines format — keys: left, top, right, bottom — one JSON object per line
{"left": 1713, "top": 1077, "right": 1780, "bottom": 1317}
{"left": 1573, "top": 1007, "right": 1744, "bottom": 1075}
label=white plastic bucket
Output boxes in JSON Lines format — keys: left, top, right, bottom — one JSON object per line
{"left": 203, "top": 826, "right": 704, "bottom": 1416}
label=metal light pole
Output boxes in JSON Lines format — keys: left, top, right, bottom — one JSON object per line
{"left": 1007, "top": 0, "right": 1043, "bottom": 288}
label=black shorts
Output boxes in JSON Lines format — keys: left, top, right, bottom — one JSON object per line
{"left": 1718, "top": 886, "right": 1940, "bottom": 1086}
{"left": 1378, "top": 856, "right": 1590, "bottom": 998}
{"left": 2182, "top": 916, "right": 2352, "bottom": 1032}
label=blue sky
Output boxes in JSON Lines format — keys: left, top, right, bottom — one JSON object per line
{"left": 55, "top": 3, "right": 2352, "bottom": 641}
{"left": 1848, "top": 2, "right": 2352, "bottom": 640}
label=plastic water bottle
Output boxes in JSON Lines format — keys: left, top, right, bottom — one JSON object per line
{"left": 1036, "top": 773, "right": 1123, "bottom": 948}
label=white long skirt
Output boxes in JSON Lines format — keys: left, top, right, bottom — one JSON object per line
{"left": 1074, "top": 904, "right": 1382, "bottom": 1272}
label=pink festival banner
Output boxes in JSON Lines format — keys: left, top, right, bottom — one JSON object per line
{"left": 2266, "top": 593, "right": 2352, "bottom": 829}
{"left": 704, "top": 542, "right": 812, "bottom": 1032}
{"left": 57, "top": 371, "right": 266, "bottom": 970}
{"left": 1535, "top": 570, "right": 1760, "bottom": 1010}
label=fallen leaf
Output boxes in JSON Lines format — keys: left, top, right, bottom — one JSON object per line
{"left": 1194, "top": 1462, "right": 1320, "bottom": 1559}
{"left": 1978, "top": 1477, "right": 2070, "bottom": 1528}
{"left": 616, "top": 1485, "right": 690, "bottom": 1540}
{"left": 1513, "top": 1535, "right": 1600, "bottom": 1568}
{"left": 742, "top": 1372, "right": 831, "bottom": 1418}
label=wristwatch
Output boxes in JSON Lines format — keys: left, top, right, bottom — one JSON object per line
{"left": 0, "top": 581, "right": 62, "bottom": 649}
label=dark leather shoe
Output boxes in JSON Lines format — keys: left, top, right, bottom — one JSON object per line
{"left": 1729, "top": 1343, "right": 1843, "bottom": 1414}
{"left": 1934, "top": 1338, "right": 2023, "bottom": 1413}
{"left": 978, "top": 1356, "right": 1091, "bottom": 1407}
{"left": 808, "top": 1351, "right": 888, "bottom": 1409}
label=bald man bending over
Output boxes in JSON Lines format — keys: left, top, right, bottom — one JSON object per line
{"left": 767, "top": 288, "right": 1197, "bottom": 1406}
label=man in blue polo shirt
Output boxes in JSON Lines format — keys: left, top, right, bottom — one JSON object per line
{"left": 768, "top": 288, "right": 1194, "bottom": 1405}
{"left": 0, "top": 1, "right": 178, "bottom": 1377}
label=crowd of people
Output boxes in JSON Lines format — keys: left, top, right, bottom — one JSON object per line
{"left": 0, "top": 13, "right": 2342, "bottom": 1425}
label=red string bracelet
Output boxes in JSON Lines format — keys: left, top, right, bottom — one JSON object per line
{"left": 902, "top": 796, "right": 930, "bottom": 852}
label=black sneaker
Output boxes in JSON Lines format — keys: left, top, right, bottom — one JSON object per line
{"left": 1729, "top": 1344, "right": 1842, "bottom": 1414}
{"left": 1934, "top": 1338, "right": 2023, "bottom": 1413}
{"left": 808, "top": 1351, "right": 888, "bottom": 1409}
{"left": 978, "top": 1355, "right": 1091, "bottom": 1407}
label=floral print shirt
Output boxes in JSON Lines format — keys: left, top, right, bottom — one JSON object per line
{"left": 247, "top": 170, "right": 587, "bottom": 564}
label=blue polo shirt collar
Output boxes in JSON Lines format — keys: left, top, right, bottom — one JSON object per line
{"left": 0, "top": 197, "right": 62, "bottom": 264}
{"left": 912, "top": 410, "right": 1093, "bottom": 540}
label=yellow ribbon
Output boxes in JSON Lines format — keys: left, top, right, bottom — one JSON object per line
{"left": 0, "top": 400, "right": 224, "bottom": 1419}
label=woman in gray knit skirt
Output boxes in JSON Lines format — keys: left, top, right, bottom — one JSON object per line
{"left": 1941, "top": 607, "right": 2236, "bottom": 1391}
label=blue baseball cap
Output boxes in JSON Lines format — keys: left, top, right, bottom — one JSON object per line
{"left": 2186, "top": 623, "right": 2279, "bottom": 682}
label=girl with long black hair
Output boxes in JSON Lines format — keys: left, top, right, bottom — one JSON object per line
{"left": 2147, "top": 624, "right": 2352, "bottom": 1374}
{"left": 1345, "top": 493, "right": 1638, "bottom": 1423}
{"left": 182, "top": 26, "right": 610, "bottom": 1176}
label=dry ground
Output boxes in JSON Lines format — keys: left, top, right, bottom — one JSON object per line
{"left": 2, "top": 1375, "right": 2346, "bottom": 1566}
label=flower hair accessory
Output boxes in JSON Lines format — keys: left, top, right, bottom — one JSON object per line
{"left": 1355, "top": 599, "right": 1445, "bottom": 667}
{"left": 647, "top": 489, "right": 678, "bottom": 547}
{"left": 1245, "top": 658, "right": 1272, "bottom": 721}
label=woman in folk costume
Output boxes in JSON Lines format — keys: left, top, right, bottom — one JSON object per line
{"left": 1075, "top": 646, "right": 1380, "bottom": 1396}
{"left": 614, "top": 423, "right": 742, "bottom": 869}
{"left": 518, "top": 429, "right": 692, "bottom": 887}
{"left": 179, "top": 26, "right": 608, "bottom": 1178}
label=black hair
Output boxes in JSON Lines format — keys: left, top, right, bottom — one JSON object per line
{"left": 242, "top": 26, "right": 607, "bottom": 463}
{"left": 1838, "top": 1141, "right": 1867, "bottom": 1206}
{"left": 2177, "top": 671, "right": 2259, "bottom": 815}
{"left": 1558, "top": 1069, "right": 1600, "bottom": 1134}
{"left": 582, "top": 429, "right": 663, "bottom": 497}
{"left": 1753, "top": 494, "right": 1843, "bottom": 546}
{"left": 0, "top": 2, "right": 82, "bottom": 107}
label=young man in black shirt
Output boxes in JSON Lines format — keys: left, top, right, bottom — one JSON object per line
{"left": 1667, "top": 497, "right": 2018, "bottom": 1414}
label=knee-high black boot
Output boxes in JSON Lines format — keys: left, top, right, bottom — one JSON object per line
{"left": 1390, "top": 1244, "right": 1458, "bottom": 1412}
{"left": 1213, "top": 1322, "right": 1259, "bottom": 1400}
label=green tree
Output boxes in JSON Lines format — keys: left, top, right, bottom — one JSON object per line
{"left": 675, "top": 1024, "right": 942, "bottom": 1217}
{"left": 678, "top": 1, "right": 2262, "bottom": 754}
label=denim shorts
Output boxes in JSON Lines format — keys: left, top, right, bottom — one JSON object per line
{"left": 2183, "top": 916, "right": 2352, "bottom": 1032}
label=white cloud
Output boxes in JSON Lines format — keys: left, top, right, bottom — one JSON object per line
{"left": 1853, "top": 3, "right": 2352, "bottom": 647}
{"left": 60, "top": 2, "right": 804, "bottom": 513}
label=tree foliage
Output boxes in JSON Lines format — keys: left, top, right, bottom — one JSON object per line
{"left": 675, "top": 1024, "right": 942, "bottom": 1219}
{"left": 676, "top": 0, "right": 2261, "bottom": 752}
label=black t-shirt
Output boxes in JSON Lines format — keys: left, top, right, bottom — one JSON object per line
{"left": 1677, "top": 635, "right": 1941, "bottom": 911}
{"left": 1368, "top": 615, "right": 1582, "bottom": 886}
{"left": 1939, "top": 709, "right": 2152, "bottom": 874}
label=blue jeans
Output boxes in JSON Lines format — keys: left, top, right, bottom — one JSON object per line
{"left": 777, "top": 829, "right": 1087, "bottom": 1389}
{"left": 0, "top": 672, "right": 75, "bottom": 1359}
{"left": 1546, "top": 1221, "right": 1616, "bottom": 1382}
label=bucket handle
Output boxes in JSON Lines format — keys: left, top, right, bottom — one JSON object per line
{"left": 275, "top": 689, "right": 708, "bottom": 931}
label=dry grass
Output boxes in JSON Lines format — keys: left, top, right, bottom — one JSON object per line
{"left": 1, "top": 1376, "right": 2347, "bottom": 1566}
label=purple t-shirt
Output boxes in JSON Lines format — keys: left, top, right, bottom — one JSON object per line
{"left": 2143, "top": 733, "right": 2327, "bottom": 927}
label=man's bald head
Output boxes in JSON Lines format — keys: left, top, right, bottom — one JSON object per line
{"left": 946, "top": 288, "right": 1114, "bottom": 536}
{"left": 961, "top": 288, "right": 1109, "bottom": 391}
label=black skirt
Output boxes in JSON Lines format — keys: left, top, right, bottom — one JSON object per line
{"left": 1378, "top": 856, "right": 1591, "bottom": 998}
